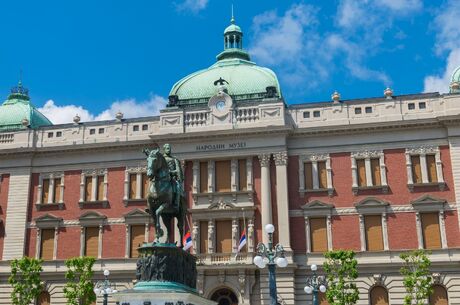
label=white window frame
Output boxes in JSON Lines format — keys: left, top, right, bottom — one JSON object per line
{"left": 36, "top": 172, "right": 64, "bottom": 210}
{"left": 299, "top": 153, "right": 333, "bottom": 196}
{"left": 123, "top": 166, "right": 147, "bottom": 205}
{"left": 79, "top": 169, "right": 108, "bottom": 207}
{"left": 123, "top": 209, "right": 150, "bottom": 258}
{"left": 355, "top": 197, "right": 390, "bottom": 251}
{"left": 34, "top": 214, "right": 62, "bottom": 260}
{"left": 351, "top": 150, "right": 388, "bottom": 194}
{"left": 79, "top": 211, "right": 107, "bottom": 259}
{"left": 405, "top": 146, "right": 445, "bottom": 191}
{"left": 301, "top": 200, "right": 333, "bottom": 253}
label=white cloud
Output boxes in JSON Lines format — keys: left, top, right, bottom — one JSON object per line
{"left": 176, "top": 0, "right": 208, "bottom": 14}
{"left": 423, "top": 0, "right": 460, "bottom": 93}
{"left": 38, "top": 95, "right": 167, "bottom": 124}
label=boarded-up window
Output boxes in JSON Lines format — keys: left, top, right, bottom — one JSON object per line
{"left": 200, "top": 162, "right": 208, "bottom": 193}
{"left": 427, "top": 155, "right": 438, "bottom": 183}
{"left": 215, "top": 161, "right": 231, "bottom": 192}
{"left": 200, "top": 221, "right": 208, "bottom": 254}
{"left": 310, "top": 218, "right": 327, "bottom": 253}
{"left": 365, "top": 215, "right": 384, "bottom": 251}
{"left": 85, "top": 176, "right": 92, "bottom": 201}
{"left": 304, "top": 162, "right": 313, "bottom": 189}
{"left": 42, "top": 179, "right": 50, "bottom": 203}
{"left": 129, "top": 173, "right": 137, "bottom": 199}
{"left": 429, "top": 285, "right": 448, "bottom": 305}
{"left": 40, "top": 229, "right": 54, "bottom": 260}
{"left": 216, "top": 220, "right": 232, "bottom": 253}
{"left": 238, "top": 159, "right": 247, "bottom": 191}
{"left": 319, "top": 292, "right": 330, "bottom": 305}
{"left": 97, "top": 175, "right": 104, "bottom": 201}
{"left": 37, "top": 291, "right": 50, "bottom": 305}
{"left": 84, "top": 227, "right": 99, "bottom": 257}
{"left": 421, "top": 213, "right": 441, "bottom": 249}
{"left": 357, "top": 159, "right": 366, "bottom": 187}
{"left": 53, "top": 178, "right": 61, "bottom": 203}
{"left": 142, "top": 173, "right": 149, "bottom": 198}
{"left": 370, "top": 286, "right": 389, "bottom": 305}
{"left": 371, "top": 158, "right": 381, "bottom": 186}
{"left": 130, "top": 225, "right": 145, "bottom": 258}
{"left": 411, "top": 155, "right": 422, "bottom": 183}
{"left": 318, "top": 161, "right": 327, "bottom": 189}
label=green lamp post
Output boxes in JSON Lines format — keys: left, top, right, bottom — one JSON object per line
{"left": 304, "top": 264, "right": 327, "bottom": 305}
{"left": 94, "top": 269, "right": 117, "bottom": 305}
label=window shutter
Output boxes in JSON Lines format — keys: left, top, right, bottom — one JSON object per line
{"left": 357, "top": 159, "right": 366, "bottom": 187}
{"left": 426, "top": 155, "right": 438, "bottom": 183}
{"left": 238, "top": 159, "right": 247, "bottom": 191}
{"left": 370, "top": 286, "right": 389, "bottom": 305}
{"left": 40, "top": 229, "right": 55, "bottom": 260}
{"left": 429, "top": 285, "right": 448, "bottom": 305}
{"left": 411, "top": 156, "right": 422, "bottom": 183}
{"left": 97, "top": 175, "right": 104, "bottom": 201}
{"left": 318, "top": 161, "right": 327, "bottom": 189}
{"left": 215, "top": 161, "right": 231, "bottom": 192}
{"left": 129, "top": 173, "right": 137, "bottom": 199}
{"left": 37, "top": 291, "right": 51, "bottom": 305}
{"left": 200, "top": 221, "right": 208, "bottom": 254}
{"left": 310, "top": 218, "right": 327, "bottom": 253}
{"left": 421, "top": 213, "right": 441, "bottom": 249}
{"left": 85, "top": 227, "right": 99, "bottom": 257}
{"left": 200, "top": 162, "right": 208, "bottom": 193}
{"left": 85, "top": 176, "right": 92, "bottom": 201}
{"left": 216, "top": 220, "right": 232, "bottom": 253}
{"left": 371, "top": 158, "right": 381, "bottom": 186}
{"left": 304, "top": 162, "right": 313, "bottom": 189}
{"left": 142, "top": 173, "right": 149, "bottom": 199}
{"left": 53, "top": 178, "right": 61, "bottom": 203}
{"left": 130, "top": 225, "right": 145, "bottom": 258}
{"left": 364, "top": 215, "right": 384, "bottom": 251}
{"left": 42, "top": 179, "right": 50, "bottom": 203}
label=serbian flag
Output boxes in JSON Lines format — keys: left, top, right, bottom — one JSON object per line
{"left": 183, "top": 231, "right": 192, "bottom": 251}
{"left": 237, "top": 229, "right": 247, "bottom": 253}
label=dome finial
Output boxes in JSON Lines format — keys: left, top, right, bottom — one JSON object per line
{"left": 231, "top": 4, "right": 235, "bottom": 24}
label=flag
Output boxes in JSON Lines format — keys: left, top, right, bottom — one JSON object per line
{"left": 237, "top": 229, "right": 247, "bottom": 253}
{"left": 183, "top": 231, "right": 192, "bottom": 251}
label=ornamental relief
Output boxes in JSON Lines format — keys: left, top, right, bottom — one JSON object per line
{"left": 126, "top": 166, "right": 147, "bottom": 173}
{"left": 351, "top": 150, "right": 383, "bottom": 158}
{"left": 39, "top": 172, "right": 64, "bottom": 179}
{"left": 406, "top": 145, "right": 438, "bottom": 155}
{"left": 301, "top": 153, "right": 329, "bottom": 162}
{"left": 82, "top": 169, "right": 107, "bottom": 176}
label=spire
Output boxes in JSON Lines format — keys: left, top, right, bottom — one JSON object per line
{"left": 6, "top": 71, "right": 30, "bottom": 102}
{"left": 231, "top": 4, "right": 235, "bottom": 24}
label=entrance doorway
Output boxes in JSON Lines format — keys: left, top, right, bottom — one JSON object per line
{"left": 211, "top": 288, "right": 239, "bottom": 305}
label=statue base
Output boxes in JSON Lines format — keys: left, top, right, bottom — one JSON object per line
{"left": 113, "top": 243, "right": 216, "bottom": 305}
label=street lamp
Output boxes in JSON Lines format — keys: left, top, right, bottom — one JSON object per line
{"left": 94, "top": 269, "right": 118, "bottom": 305}
{"left": 304, "top": 264, "right": 327, "bottom": 305}
{"left": 253, "top": 224, "right": 288, "bottom": 305}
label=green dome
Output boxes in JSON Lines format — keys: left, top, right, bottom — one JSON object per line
{"left": 0, "top": 82, "right": 52, "bottom": 131}
{"left": 451, "top": 66, "right": 460, "bottom": 83}
{"left": 224, "top": 23, "right": 241, "bottom": 34}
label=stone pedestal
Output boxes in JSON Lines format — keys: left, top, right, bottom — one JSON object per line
{"left": 114, "top": 243, "right": 215, "bottom": 305}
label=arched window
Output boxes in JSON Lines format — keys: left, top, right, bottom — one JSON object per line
{"left": 430, "top": 285, "right": 448, "bottom": 305}
{"left": 370, "top": 286, "right": 389, "bottom": 305}
{"left": 211, "top": 288, "right": 238, "bottom": 305}
{"left": 36, "top": 291, "right": 50, "bottom": 305}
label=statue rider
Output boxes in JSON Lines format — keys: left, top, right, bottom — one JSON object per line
{"left": 162, "top": 144, "right": 184, "bottom": 210}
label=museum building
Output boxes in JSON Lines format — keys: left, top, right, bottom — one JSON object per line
{"left": 0, "top": 16, "right": 459, "bottom": 305}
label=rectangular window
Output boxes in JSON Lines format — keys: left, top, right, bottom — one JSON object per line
{"left": 129, "top": 173, "right": 137, "bottom": 199}
{"left": 84, "top": 176, "right": 92, "bottom": 201}
{"left": 238, "top": 159, "right": 247, "bottom": 191}
{"left": 142, "top": 124, "right": 148, "bottom": 131}
{"left": 364, "top": 215, "right": 383, "bottom": 251}
{"left": 89, "top": 129, "right": 95, "bottom": 135}
{"left": 133, "top": 125, "right": 139, "bottom": 132}
{"left": 408, "top": 103, "right": 415, "bottom": 110}
{"left": 355, "top": 108, "right": 362, "bottom": 114}
{"left": 357, "top": 159, "right": 366, "bottom": 187}
{"left": 200, "top": 221, "right": 208, "bottom": 254}
{"left": 411, "top": 156, "right": 422, "bottom": 184}
{"left": 98, "top": 128, "right": 104, "bottom": 134}
{"left": 56, "top": 131, "right": 62, "bottom": 137}
{"left": 53, "top": 178, "right": 61, "bottom": 203}
{"left": 130, "top": 225, "right": 145, "bottom": 258}
{"left": 96, "top": 175, "right": 104, "bottom": 201}
{"left": 304, "top": 162, "right": 313, "bottom": 189}
{"left": 215, "top": 160, "right": 231, "bottom": 192}
{"left": 426, "top": 155, "right": 438, "bottom": 183}
{"left": 313, "top": 111, "right": 320, "bottom": 118}
{"left": 42, "top": 179, "right": 50, "bottom": 203}
{"left": 47, "top": 132, "right": 53, "bottom": 138}
{"left": 303, "top": 111, "right": 310, "bottom": 118}
{"left": 84, "top": 227, "right": 99, "bottom": 257}
{"left": 421, "top": 213, "right": 441, "bottom": 249}
{"left": 200, "top": 162, "right": 208, "bottom": 193}
{"left": 142, "top": 173, "right": 149, "bottom": 199}
{"left": 215, "top": 220, "right": 232, "bottom": 253}
{"left": 371, "top": 158, "right": 381, "bottom": 186}
{"left": 40, "top": 229, "right": 55, "bottom": 260}
{"left": 318, "top": 161, "right": 327, "bottom": 189}
{"left": 310, "top": 218, "right": 327, "bottom": 253}
{"left": 365, "top": 106, "right": 372, "bottom": 114}
{"left": 419, "top": 102, "right": 426, "bottom": 109}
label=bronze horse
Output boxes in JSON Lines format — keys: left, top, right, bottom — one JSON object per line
{"left": 145, "top": 148, "right": 186, "bottom": 247}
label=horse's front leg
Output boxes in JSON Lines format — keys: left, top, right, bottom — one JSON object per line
{"left": 155, "top": 204, "right": 165, "bottom": 240}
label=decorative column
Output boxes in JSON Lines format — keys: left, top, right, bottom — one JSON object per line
{"left": 415, "top": 212, "right": 423, "bottom": 249}
{"left": 420, "top": 154, "right": 429, "bottom": 183}
{"left": 231, "top": 159, "right": 238, "bottom": 192}
{"left": 273, "top": 151, "right": 291, "bottom": 251}
{"left": 232, "top": 219, "right": 239, "bottom": 253}
{"left": 382, "top": 213, "right": 389, "bottom": 250}
{"left": 125, "top": 225, "right": 130, "bottom": 258}
{"left": 98, "top": 224, "right": 103, "bottom": 259}
{"left": 35, "top": 228, "right": 41, "bottom": 259}
{"left": 258, "top": 153, "right": 272, "bottom": 244}
{"left": 144, "top": 223, "right": 149, "bottom": 243}
{"left": 53, "top": 226, "right": 59, "bottom": 260}
{"left": 136, "top": 172, "right": 142, "bottom": 199}
{"left": 359, "top": 215, "right": 366, "bottom": 251}
{"left": 439, "top": 211, "right": 447, "bottom": 249}
{"left": 208, "top": 219, "right": 215, "bottom": 254}
{"left": 305, "top": 217, "right": 311, "bottom": 253}
{"left": 192, "top": 221, "right": 199, "bottom": 254}
{"left": 247, "top": 218, "right": 255, "bottom": 252}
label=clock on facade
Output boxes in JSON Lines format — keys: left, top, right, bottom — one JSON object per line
{"left": 216, "top": 100, "right": 226, "bottom": 111}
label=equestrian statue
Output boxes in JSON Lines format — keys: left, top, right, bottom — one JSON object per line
{"left": 143, "top": 143, "right": 186, "bottom": 247}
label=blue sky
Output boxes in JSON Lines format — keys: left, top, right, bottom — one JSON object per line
{"left": 0, "top": 0, "right": 459, "bottom": 123}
